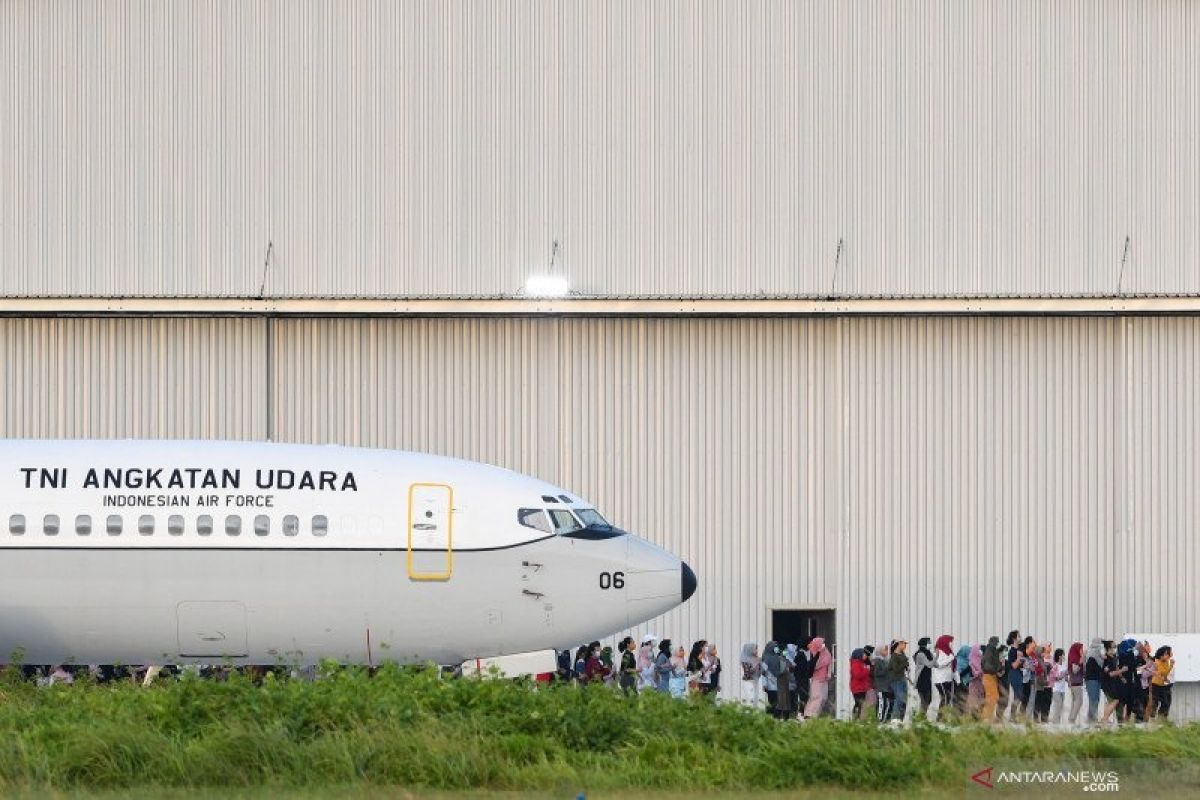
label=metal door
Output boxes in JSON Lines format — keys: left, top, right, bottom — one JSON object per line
{"left": 407, "top": 482, "right": 453, "bottom": 580}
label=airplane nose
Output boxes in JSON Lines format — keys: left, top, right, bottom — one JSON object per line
{"left": 681, "top": 561, "right": 697, "bottom": 602}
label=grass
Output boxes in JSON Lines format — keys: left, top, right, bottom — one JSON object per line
{"left": 0, "top": 665, "right": 1198, "bottom": 795}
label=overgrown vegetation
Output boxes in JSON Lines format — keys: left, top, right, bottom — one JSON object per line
{"left": 0, "top": 664, "right": 1197, "bottom": 793}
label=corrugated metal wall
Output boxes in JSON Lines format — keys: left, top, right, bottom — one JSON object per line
{"left": 3, "top": 0, "right": 1198, "bottom": 298}
{"left": 1, "top": 314, "right": 1198, "bottom": 715}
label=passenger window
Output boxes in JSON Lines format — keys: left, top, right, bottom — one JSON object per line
{"left": 254, "top": 515, "right": 269, "bottom": 536}
{"left": 197, "top": 515, "right": 213, "bottom": 536}
{"left": 549, "top": 509, "right": 582, "bottom": 534}
{"left": 517, "top": 508, "right": 551, "bottom": 534}
{"left": 138, "top": 515, "right": 154, "bottom": 535}
{"left": 312, "top": 514, "right": 328, "bottom": 537}
{"left": 44, "top": 514, "right": 60, "bottom": 536}
{"left": 225, "top": 515, "right": 241, "bottom": 536}
{"left": 9, "top": 514, "right": 25, "bottom": 535}
{"left": 168, "top": 515, "right": 184, "bottom": 536}
{"left": 282, "top": 515, "right": 299, "bottom": 536}
{"left": 75, "top": 515, "right": 91, "bottom": 536}
{"left": 106, "top": 515, "right": 122, "bottom": 535}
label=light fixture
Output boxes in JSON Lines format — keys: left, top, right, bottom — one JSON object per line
{"left": 522, "top": 274, "right": 571, "bottom": 298}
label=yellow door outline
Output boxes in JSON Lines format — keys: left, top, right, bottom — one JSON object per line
{"left": 407, "top": 482, "right": 453, "bottom": 580}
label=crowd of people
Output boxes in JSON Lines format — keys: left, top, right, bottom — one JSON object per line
{"left": 740, "top": 631, "right": 1178, "bottom": 725}
{"left": 556, "top": 636, "right": 722, "bottom": 697}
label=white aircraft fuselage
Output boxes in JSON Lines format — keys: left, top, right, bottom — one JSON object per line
{"left": 0, "top": 440, "right": 696, "bottom": 666}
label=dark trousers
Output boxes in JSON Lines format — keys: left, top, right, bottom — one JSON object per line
{"left": 1151, "top": 684, "right": 1172, "bottom": 718}
{"left": 1034, "top": 687, "right": 1053, "bottom": 721}
{"left": 877, "top": 691, "right": 894, "bottom": 721}
{"left": 765, "top": 689, "right": 777, "bottom": 714}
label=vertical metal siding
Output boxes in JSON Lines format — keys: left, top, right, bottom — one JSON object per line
{"left": 2, "top": 1, "right": 1198, "bottom": 297}
{"left": 0, "top": 317, "right": 265, "bottom": 438}
{"left": 3, "top": 314, "right": 1199, "bottom": 714}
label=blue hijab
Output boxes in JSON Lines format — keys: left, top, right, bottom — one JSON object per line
{"left": 956, "top": 644, "right": 972, "bottom": 678}
{"left": 1117, "top": 638, "right": 1137, "bottom": 657}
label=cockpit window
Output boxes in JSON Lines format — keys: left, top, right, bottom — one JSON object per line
{"left": 575, "top": 508, "right": 609, "bottom": 527}
{"left": 517, "top": 508, "right": 551, "bottom": 534}
{"left": 549, "top": 509, "right": 582, "bottom": 534}
{"left": 558, "top": 494, "right": 571, "bottom": 503}
{"left": 540, "top": 495, "right": 559, "bottom": 504}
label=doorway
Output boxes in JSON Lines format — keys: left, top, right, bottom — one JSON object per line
{"left": 771, "top": 608, "right": 837, "bottom": 717}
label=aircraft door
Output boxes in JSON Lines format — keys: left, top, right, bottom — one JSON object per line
{"left": 407, "top": 483, "right": 453, "bottom": 580}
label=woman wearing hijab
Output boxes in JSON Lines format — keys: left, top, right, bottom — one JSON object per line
{"left": 669, "top": 645, "right": 689, "bottom": 698}
{"left": 953, "top": 644, "right": 971, "bottom": 712}
{"left": 686, "top": 641, "right": 706, "bottom": 694}
{"left": 573, "top": 645, "right": 589, "bottom": 681}
{"left": 888, "top": 640, "right": 909, "bottom": 721}
{"left": 793, "top": 637, "right": 812, "bottom": 711}
{"left": 912, "top": 637, "right": 935, "bottom": 716}
{"left": 980, "top": 636, "right": 1002, "bottom": 722}
{"left": 1084, "top": 638, "right": 1105, "bottom": 722}
{"left": 929, "top": 635, "right": 955, "bottom": 722}
{"left": 653, "top": 639, "right": 674, "bottom": 693}
{"left": 849, "top": 647, "right": 872, "bottom": 719}
{"left": 1116, "top": 638, "right": 1141, "bottom": 722}
{"left": 637, "top": 635, "right": 657, "bottom": 690}
{"left": 740, "top": 643, "right": 762, "bottom": 706}
{"left": 1065, "top": 642, "right": 1085, "bottom": 724}
{"left": 1048, "top": 648, "right": 1067, "bottom": 723}
{"left": 583, "top": 641, "right": 606, "bottom": 684}
{"left": 761, "top": 641, "right": 780, "bottom": 714}
{"left": 700, "top": 642, "right": 715, "bottom": 695}
{"left": 784, "top": 644, "right": 800, "bottom": 714}
{"left": 804, "top": 637, "right": 833, "bottom": 719}
{"left": 966, "top": 644, "right": 984, "bottom": 718}
{"left": 771, "top": 643, "right": 794, "bottom": 719}
{"left": 872, "top": 644, "right": 892, "bottom": 722}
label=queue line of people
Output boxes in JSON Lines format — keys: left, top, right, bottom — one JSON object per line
{"left": 740, "top": 631, "right": 1177, "bottom": 724}
{"left": 556, "top": 635, "right": 722, "bottom": 698}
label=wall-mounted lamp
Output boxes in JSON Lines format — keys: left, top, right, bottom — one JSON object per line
{"left": 522, "top": 274, "right": 571, "bottom": 298}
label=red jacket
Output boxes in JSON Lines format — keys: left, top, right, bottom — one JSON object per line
{"left": 850, "top": 658, "right": 872, "bottom": 694}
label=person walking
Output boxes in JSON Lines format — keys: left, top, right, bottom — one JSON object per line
{"left": 1100, "top": 640, "right": 1126, "bottom": 724}
{"left": 669, "top": 645, "right": 689, "bottom": 698}
{"left": 705, "top": 645, "right": 722, "bottom": 696}
{"left": 966, "top": 643, "right": 984, "bottom": 718}
{"left": 793, "top": 639, "right": 812, "bottom": 712}
{"left": 653, "top": 639, "right": 674, "bottom": 694}
{"left": 1149, "top": 645, "right": 1174, "bottom": 719}
{"left": 1116, "top": 639, "right": 1140, "bottom": 722}
{"left": 740, "top": 643, "right": 762, "bottom": 706}
{"left": 888, "top": 640, "right": 909, "bottom": 721}
{"left": 954, "top": 644, "right": 973, "bottom": 713}
{"left": 618, "top": 636, "right": 638, "bottom": 694}
{"left": 1049, "top": 648, "right": 1068, "bottom": 724}
{"left": 637, "top": 635, "right": 658, "bottom": 690}
{"left": 980, "top": 636, "right": 1002, "bottom": 723}
{"left": 686, "top": 641, "right": 707, "bottom": 694}
{"left": 1005, "top": 632, "right": 1025, "bottom": 722}
{"left": 1032, "top": 644, "right": 1053, "bottom": 722}
{"left": 1066, "top": 642, "right": 1085, "bottom": 724}
{"left": 773, "top": 644, "right": 794, "bottom": 719}
{"left": 850, "top": 648, "right": 872, "bottom": 720}
{"left": 1084, "top": 638, "right": 1105, "bottom": 722}
{"left": 913, "top": 637, "right": 935, "bottom": 717}
{"left": 804, "top": 637, "right": 833, "bottom": 719}
{"left": 761, "top": 641, "right": 780, "bottom": 713}
{"left": 930, "top": 635, "right": 955, "bottom": 722}
{"left": 872, "top": 644, "right": 893, "bottom": 722}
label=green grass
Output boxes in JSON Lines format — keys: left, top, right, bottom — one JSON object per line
{"left": 0, "top": 665, "right": 1197, "bottom": 794}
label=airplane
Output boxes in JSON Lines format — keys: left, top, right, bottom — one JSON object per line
{"left": 0, "top": 440, "right": 697, "bottom": 667}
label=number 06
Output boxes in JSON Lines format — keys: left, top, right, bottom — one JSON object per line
{"left": 599, "top": 571, "right": 625, "bottom": 590}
